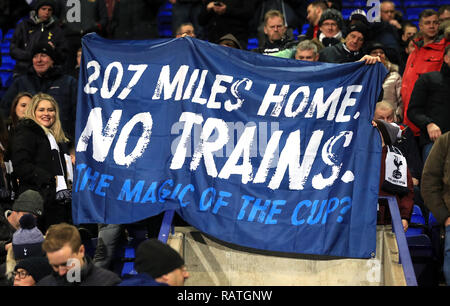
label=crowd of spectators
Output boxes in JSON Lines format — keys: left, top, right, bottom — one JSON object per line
{"left": 0, "top": 0, "right": 449, "bottom": 286}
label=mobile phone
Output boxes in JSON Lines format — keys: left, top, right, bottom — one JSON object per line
{"left": 214, "top": 2, "right": 222, "bottom": 6}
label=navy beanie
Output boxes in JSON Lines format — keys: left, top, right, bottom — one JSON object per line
{"left": 12, "top": 214, "right": 45, "bottom": 260}
{"left": 34, "top": 0, "right": 56, "bottom": 12}
{"left": 135, "top": 239, "right": 185, "bottom": 278}
{"left": 15, "top": 257, "right": 53, "bottom": 283}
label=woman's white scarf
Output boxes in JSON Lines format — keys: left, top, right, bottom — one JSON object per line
{"left": 47, "top": 133, "right": 73, "bottom": 192}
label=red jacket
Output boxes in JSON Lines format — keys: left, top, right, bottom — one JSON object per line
{"left": 401, "top": 35, "right": 449, "bottom": 136}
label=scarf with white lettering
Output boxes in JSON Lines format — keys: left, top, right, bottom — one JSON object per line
{"left": 47, "top": 133, "right": 73, "bottom": 192}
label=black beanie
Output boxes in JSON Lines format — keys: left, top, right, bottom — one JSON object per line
{"left": 15, "top": 256, "right": 53, "bottom": 283}
{"left": 31, "top": 41, "right": 58, "bottom": 62}
{"left": 134, "top": 239, "right": 185, "bottom": 278}
{"left": 346, "top": 21, "right": 368, "bottom": 40}
{"left": 366, "top": 42, "right": 387, "bottom": 55}
{"left": 34, "top": 0, "right": 56, "bottom": 12}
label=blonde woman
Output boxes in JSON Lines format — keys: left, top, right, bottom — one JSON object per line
{"left": 11, "top": 93, "right": 73, "bottom": 230}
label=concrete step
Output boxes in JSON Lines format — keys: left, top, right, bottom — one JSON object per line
{"left": 167, "top": 225, "right": 407, "bottom": 286}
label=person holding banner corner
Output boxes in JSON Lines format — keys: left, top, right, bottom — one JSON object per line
{"left": 373, "top": 119, "right": 414, "bottom": 232}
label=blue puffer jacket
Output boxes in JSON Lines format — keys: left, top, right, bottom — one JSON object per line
{"left": 118, "top": 273, "right": 168, "bottom": 286}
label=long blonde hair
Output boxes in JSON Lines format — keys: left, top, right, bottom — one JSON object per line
{"left": 24, "top": 93, "right": 68, "bottom": 143}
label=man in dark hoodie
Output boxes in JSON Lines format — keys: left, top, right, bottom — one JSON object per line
{"left": 9, "top": 0, "right": 68, "bottom": 77}
{"left": 1, "top": 42, "right": 77, "bottom": 139}
{"left": 217, "top": 33, "right": 242, "bottom": 49}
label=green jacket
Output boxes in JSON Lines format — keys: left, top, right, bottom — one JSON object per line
{"left": 421, "top": 131, "right": 450, "bottom": 225}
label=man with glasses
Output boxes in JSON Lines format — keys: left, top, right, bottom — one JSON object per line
{"left": 13, "top": 257, "right": 53, "bottom": 286}
{"left": 316, "top": 8, "right": 344, "bottom": 47}
{"left": 37, "top": 223, "right": 121, "bottom": 286}
{"left": 401, "top": 9, "right": 450, "bottom": 139}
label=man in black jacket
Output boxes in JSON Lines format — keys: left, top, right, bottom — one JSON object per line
{"left": 319, "top": 21, "right": 379, "bottom": 64}
{"left": 37, "top": 223, "right": 121, "bottom": 286}
{"left": 9, "top": 0, "right": 67, "bottom": 77}
{"left": 254, "top": 9, "right": 296, "bottom": 55}
{"left": 1, "top": 42, "right": 77, "bottom": 139}
{"left": 407, "top": 45, "right": 450, "bottom": 162}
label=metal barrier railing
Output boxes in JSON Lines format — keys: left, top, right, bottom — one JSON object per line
{"left": 380, "top": 196, "right": 418, "bottom": 286}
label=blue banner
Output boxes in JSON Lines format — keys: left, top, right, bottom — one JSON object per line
{"left": 73, "top": 34, "right": 386, "bottom": 258}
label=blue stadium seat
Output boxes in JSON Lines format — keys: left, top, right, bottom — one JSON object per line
{"left": 406, "top": 7, "right": 437, "bottom": 20}
{"left": 300, "top": 23, "right": 310, "bottom": 35}
{"left": 342, "top": 0, "right": 367, "bottom": 8}
{"left": 407, "top": 234, "right": 432, "bottom": 257}
{"left": 2, "top": 55, "right": 15, "bottom": 66}
{"left": 247, "top": 38, "right": 258, "bottom": 50}
{"left": 0, "top": 40, "right": 10, "bottom": 54}
{"left": 407, "top": 233, "right": 438, "bottom": 286}
{"left": 0, "top": 71, "right": 13, "bottom": 87}
{"left": 342, "top": 8, "right": 354, "bottom": 20}
{"left": 3, "top": 29, "right": 14, "bottom": 41}
{"left": 406, "top": 205, "right": 426, "bottom": 237}
{"left": 121, "top": 262, "right": 137, "bottom": 277}
{"left": 124, "top": 246, "right": 135, "bottom": 259}
{"left": 405, "top": 0, "right": 442, "bottom": 7}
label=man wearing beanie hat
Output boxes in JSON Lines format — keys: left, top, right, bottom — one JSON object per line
{"left": 119, "top": 239, "right": 189, "bottom": 286}
{"left": 2, "top": 35, "right": 77, "bottom": 138}
{"left": 218, "top": 33, "right": 243, "bottom": 50}
{"left": 0, "top": 190, "right": 44, "bottom": 264}
{"left": 318, "top": 21, "right": 380, "bottom": 64}
{"left": 349, "top": 9, "right": 369, "bottom": 26}
{"left": 14, "top": 256, "right": 53, "bottom": 286}
{"left": 317, "top": 8, "right": 344, "bottom": 47}
{"left": 12, "top": 214, "right": 45, "bottom": 260}
{"left": 31, "top": 41, "right": 59, "bottom": 71}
